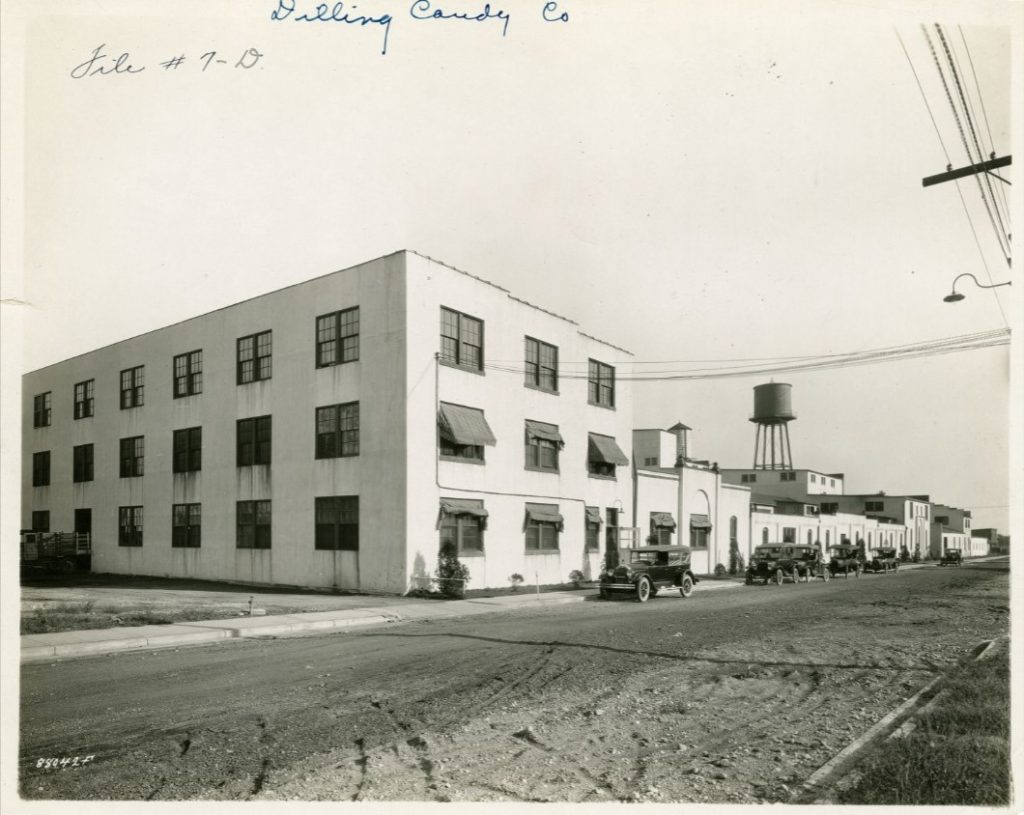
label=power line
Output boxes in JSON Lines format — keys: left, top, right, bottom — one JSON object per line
{"left": 896, "top": 28, "right": 952, "bottom": 164}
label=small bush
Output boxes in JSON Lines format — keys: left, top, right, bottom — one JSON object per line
{"left": 435, "top": 543, "right": 470, "bottom": 598}
{"left": 568, "top": 569, "right": 584, "bottom": 587}
{"left": 508, "top": 572, "right": 524, "bottom": 591}
{"left": 713, "top": 563, "right": 727, "bottom": 577}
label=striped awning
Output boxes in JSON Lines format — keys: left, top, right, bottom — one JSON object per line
{"left": 525, "top": 420, "right": 565, "bottom": 447}
{"left": 526, "top": 503, "right": 564, "bottom": 529}
{"left": 439, "top": 499, "right": 489, "bottom": 519}
{"left": 651, "top": 512, "right": 676, "bottom": 530}
{"left": 587, "top": 433, "right": 629, "bottom": 466}
{"left": 438, "top": 402, "right": 497, "bottom": 446}
{"left": 585, "top": 506, "right": 602, "bottom": 526}
{"left": 689, "top": 513, "right": 712, "bottom": 530}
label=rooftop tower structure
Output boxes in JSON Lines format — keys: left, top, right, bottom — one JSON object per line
{"left": 750, "top": 382, "right": 795, "bottom": 470}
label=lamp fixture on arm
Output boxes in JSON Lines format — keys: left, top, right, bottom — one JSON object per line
{"left": 942, "top": 273, "right": 1012, "bottom": 303}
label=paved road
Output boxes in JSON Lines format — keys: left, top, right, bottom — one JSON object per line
{"left": 20, "top": 560, "right": 1009, "bottom": 803}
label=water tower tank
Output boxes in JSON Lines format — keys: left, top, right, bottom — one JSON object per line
{"left": 752, "top": 382, "right": 795, "bottom": 424}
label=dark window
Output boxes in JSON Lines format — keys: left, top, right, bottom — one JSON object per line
{"left": 780, "top": 471, "right": 796, "bottom": 482}
{"left": 587, "top": 359, "right": 615, "bottom": 408}
{"left": 316, "top": 308, "right": 359, "bottom": 367}
{"left": 439, "top": 501, "right": 485, "bottom": 555}
{"left": 605, "top": 507, "right": 619, "bottom": 551}
{"left": 74, "top": 380, "right": 95, "bottom": 419}
{"left": 762, "top": 527, "right": 769, "bottom": 544}
{"left": 587, "top": 433, "right": 628, "bottom": 478}
{"left": 237, "top": 331, "right": 272, "bottom": 384}
{"left": 120, "top": 365, "right": 144, "bottom": 409}
{"left": 315, "top": 403, "right": 359, "bottom": 458}
{"left": 865, "top": 501, "right": 884, "bottom": 512}
{"left": 172, "top": 503, "right": 201, "bottom": 548}
{"left": 440, "top": 438, "right": 483, "bottom": 462}
{"left": 173, "top": 350, "right": 203, "bottom": 398}
{"left": 526, "top": 504, "right": 561, "bottom": 551}
{"left": 32, "top": 510, "right": 50, "bottom": 532}
{"left": 741, "top": 473, "right": 758, "bottom": 483}
{"left": 650, "top": 513, "right": 675, "bottom": 546}
{"left": 440, "top": 307, "right": 483, "bottom": 371}
{"left": 73, "top": 444, "right": 94, "bottom": 483}
{"left": 120, "top": 436, "right": 144, "bottom": 477}
{"left": 118, "top": 506, "right": 143, "bottom": 547}
{"left": 172, "top": 427, "right": 202, "bottom": 473}
{"left": 237, "top": 415, "right": 272, "bottom": 466}
{"left": 525, "top": 421, "right": 561, "bottom": 472}
{"left": 314, "top": 496, "right": 359, "bottom": 550}
{"left": 33, "top": 392, "right": 52, "bottom": 427}
{"left": 810, "top": 474, "right": 817, "bottom": 483}
{"left": 32, "top": 451, "right": 50, "bottom": 486}
{"left": 821, "top": 502, "right": 838, "bottom": 515}
{"left": 585, "top": 507, "right": 601, "bottom": 551}
{"left": 237, "top": 500, "right": 272, "bottom": 549}
{"left": 782, "top": 527, "right": 796, "bottom": 543}
{"left": 524, "top": 337, "right": 558, "bottom": 392}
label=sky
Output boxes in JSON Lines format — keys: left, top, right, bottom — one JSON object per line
{"left": 2, "top": 0, "right": 1020, "bottom": 532}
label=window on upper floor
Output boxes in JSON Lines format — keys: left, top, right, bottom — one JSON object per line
{"left": 120, "top": 436, "right": 144, "bottom": 478}
{"left": 32, "top": 510, "right": 50, "bottom": 532}
{"left": 315, "top": 403, "right": 359, "bottom": 459}
{"left": 782, "top": 526, "right": 796, "bottom": 543}
{"left": 237, "top": 415, "right": 272, "bottom": 466}
{"left": 238, "top": 330, "right": 272, "bottom": 383}
{"left": 524, "top": 337, "right": 557, "bottom": 392}
{"left": 810, "top": 473, "right": 817, "bottom": 483}
{"left": 73, "top": 444, "right": 94, "bottom": 483}
{"left": 173, "top": 350, "right": 203, "bottom": 398}
{"left": 524, "top": 420, "right": 563, "bottom": 472}
{"left": 741, "top": 473, "right": 757, "bottom": 483}
{"left": 438, "top": 402, "right": 496, "bottom": 463}
{"left": 780, "top": 471, "right": 796, "bottom": 482}
{"left": 32, "top": 451, "right": 50, "bottom": 486}
{"left": 316, "top": 308, "right": 359, "bottom": 367}
{"left": 33, "top": 392, "right": 51, "bottom": 428}
{"left": 74, "top": 380, "right": 95, "bottom": 419}
{"left": 440, "top": 307, "right": 483, "bottom": 372}
{"left": 120, "top": 366, "right": 144, "bottom": 409}
{"left": 865, "top": 501, "right": 884, "bottom": 513}
{"left": 587, "top": 433, "right": 628, "bottom": 478}
{"left": 587, "top": 359, "right": 615, "bottom": 408}
{"left": 172, "top": 427, "right": 202, "bottom": 473}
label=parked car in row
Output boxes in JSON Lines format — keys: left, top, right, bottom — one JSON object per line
{"left": 745, "top": 543, "right": 831, "bottom": 586}
{"left": 828, "top": 544, "right": 865, "bottom": 578}
{"left": 940, "top": 548, "right": 963, "bottom": 567}
{"left": 865, "top": 547, "right": 900, "bottom": 574}
{"left": 599, "top": 545, "right": 699, "bottom": 602}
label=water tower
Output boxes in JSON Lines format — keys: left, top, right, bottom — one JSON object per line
{"left": 750, "top": 382, "right": 796, "bottom": 470}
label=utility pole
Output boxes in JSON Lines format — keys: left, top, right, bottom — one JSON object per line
{"left": 922, "top": 154, "right": 1011, "bottom": 187}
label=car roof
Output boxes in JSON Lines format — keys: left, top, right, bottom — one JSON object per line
{"left": 632, "top": 545, "right": 692, "bottom": 553}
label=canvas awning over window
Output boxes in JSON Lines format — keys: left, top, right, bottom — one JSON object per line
{"left": 525, "top": 420, "right": 565, "bottom": 447}
{"left": 651, "top": 512, "right": 676, "bottom": 530}
{"left": 439, "top": 499, "right": 489, "bottom": 519}
{"left": 585, "top": 506, "right": 602, "bottom": 526}
{"left": 525, "top": 503, "right": 564, "bottom": 529}
{"left": 587, "top": 433, "right": 629, "bottom": 466}
{"left": 438, "top": 402, "right": 497, "bottom": 446}
{"left": 689, "top": 513, "right": 712, "bottom": 530}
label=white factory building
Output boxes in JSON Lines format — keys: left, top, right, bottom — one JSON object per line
{"left": 22, "top": 251, "right": 635, "bottom": 594}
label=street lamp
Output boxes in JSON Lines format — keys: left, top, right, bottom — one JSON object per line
{"left": 942, "top": 273, "right": 1012, "bottom": 303}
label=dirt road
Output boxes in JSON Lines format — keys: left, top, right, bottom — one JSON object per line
{"left": 20, "top": 561, "right": 1008, "bottom": 803}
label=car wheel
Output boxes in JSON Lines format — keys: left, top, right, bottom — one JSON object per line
{"left": 855, "top": 566, "right": 862, "bottom": 578}
{"left": 745, "top": 576, "right": 753, "bottom": 586}
{"left": 822, "top": 569, "right": 831, "bottom": 583}
{"left": 763, "top": 577, "right": 770, "bottom": 585}
{"left": 679, "top": 575, "right": 694, "bottom": 598}
{"left": 792, "top": 567, "right": 800, "bottom": 584}
{"left": 774, "top": 569, "right": 784, "bottom": 586}
{"left": 636, "top": 576, "right": 652, "bottom": 603}
{"left": 599, "top": 586, "right": 610, "bottom": 600}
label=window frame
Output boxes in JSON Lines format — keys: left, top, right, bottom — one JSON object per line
{"left": 120, "top": 436, "right": 145, "bottom": 478}
{"left": 585, "top": 507, "right": 601, "bottom": 552}
{"left": 73, "top": 443, "right": 94, "bottom": 483}
{"left": 315, "top": 403, "right": 359, "bottom": 459}
{"left": 587, "top": 359, "right": 615, "bottom": 408}
{"left": 118, "top": 505, "right": 143, "bottom": 547}
{"left": 525, "top": 504, "right": 561, "bottom": 552}
{"left": 439, "top": 502, "right": 485, "bottom": 557}
{"left": 315, "top": 307, "right": 360, "bottom": 368}
{"left": 237, "top": 415, "right": 272, "bottom": 466}
{"left": 171, "top": 503, "right": 202, "bottom": 548}
{"left": 32, "top": 451, "right": 50, "bottom": 486}
{"left": 524, "top": 422, "right": 560, "bottom": 473}
{"left": 314, "top": 495, "right": 359, "bottom": 551}
{"left": 33, "top": 392, "right": 52, "bottom": 428}
{"left": 524, "top": 336, "right": 558, "bottom": 393}
{"left": 440, "top": 306, "right": 484, "bottom": 372}
{"left": 172, "top": 427, "right": 202, "bottom": 473}
{"left": 172, "top": 349, "right": 203, "bottom": 398}
{"left": 237, "top": 330, "right": 273, "bottom": 384}
{"left": 237, "top": 500, "right": 272, "bottom": 549}
{"left": 74, "top": 380, "right": 95, "bottom": 419}
{"left": 32, "top": 510, "right": 50, "bottom": 532}
{"left": 120, "top": 365, "right": 145, "bottom": 409}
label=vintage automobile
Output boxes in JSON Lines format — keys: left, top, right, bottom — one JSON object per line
{"left": 865, "top": 547, "right": 900, "bottom": 573}
{"left": 599, "top": 545, "right": 699, "bottom": 602}
{"left": 940, "top": 548, "right": 963, "bottom": 567}
{"left": 745, "top": 543, "right": 830, "bottom": 586}
{"left": 828, "top": 544, "right": 865, "bottom": 578}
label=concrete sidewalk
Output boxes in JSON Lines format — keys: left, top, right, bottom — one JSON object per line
{"left": 21, "top": 579, "right": 746, "bottom": 663}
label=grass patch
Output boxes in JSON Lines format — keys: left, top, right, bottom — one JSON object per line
{"left": 20, "top": 603, "right": 262, "bottom": 634}
{"left": 838, "top": 650, "right": 1009, "bottom": 806}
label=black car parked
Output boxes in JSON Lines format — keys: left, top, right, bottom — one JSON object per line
{"left": 599, "top": 545, "right": 699, "bottom": 602}
{"left": 828, "top": 544, "right": 865, "bottom": 578}
{"left": 865, "top": 547, "right": 900, "bottom": 573}
{"left": 746, "top": 543, "right": 830, "bottom": 586}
